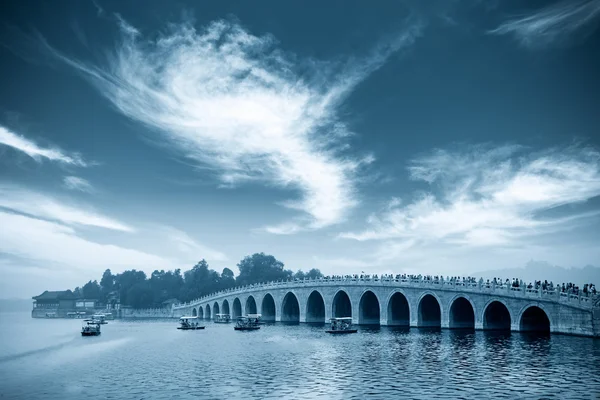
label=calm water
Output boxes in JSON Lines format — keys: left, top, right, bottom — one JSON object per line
{"left": 1, "top": 312, "right": 599, "bottom": 399}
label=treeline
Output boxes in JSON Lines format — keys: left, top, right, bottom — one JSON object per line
{"left": 74, "top": 252, "right": 323, "bottom": 309}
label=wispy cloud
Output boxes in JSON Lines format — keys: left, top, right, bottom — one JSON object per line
{"left": 41, "top": 17, "right": 422, "bottom": 233}
{"left": 63, "top": 176, "right": 94, "bottom": 193}
{"left": 0, "top": 183, "right": 133, "bottom": 232}
{"left": 0, "top": 125, "right": 86, "bottom": 166}
{"left": 490, "top": 0, "right": 600, "bottom": 48}
{"left": 164, "top": 226, "right": 227, "bottom": 262}
{"left": 0, "top": 211, "right": 170, "bottom": 273}
{"left": 340, "top": 144, "right": 600, "bottom": 248}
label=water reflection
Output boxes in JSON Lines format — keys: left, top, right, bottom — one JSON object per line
{"left": 1, "top": 313, "right": 599, "bottom": 400}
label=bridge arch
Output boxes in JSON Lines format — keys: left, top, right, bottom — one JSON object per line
{"left": 387, "top": 290, "right": 410, "bottom": 326}
{"left": 417, "top": 292, "right": 441, "bottom": 328}
{"left": 232, "top": 298, "right": 242, "bottom": 319}
{"left": 332, "top": 289, "right": 352, "bottom": 319}
{"left": 448, "top": 295, "right": 475, "bottom": 329}
{"left": 519, "top": 304, "right": 551, "bottom": 333}
{"left": 281, "top": 292, "right": 300, "bottom": 322}
{"left": 198, "top": 306, "right": 204, "bottom": 319}
{"left": 261, "top": 293, "right": 276, "bottom": 322}
{"left": 306, "top": 290, "right": 326, "bottom": 323}
{"left": 482, "top": 299, "right": 512, "bottom": 330}
{"left": 245, "top": 295, "right": 257, "bottom": 315}
{"left": 213, "top": 301, "right": 220, "bottom": 316}
{"left": 205, "top": 304, "right": 211, "bottom": 319}
{"left": 222, "top": 299, "right": 230, "bottom": 316}
{"left": 359, "top": 290, "right": 381, "bottom": 325}
{"left": 192, "top": 307, "right": 197, "bottom": 317}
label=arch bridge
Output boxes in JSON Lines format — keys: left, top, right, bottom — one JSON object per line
{"left": 173, "top": 276, "right": 600, "bottom": 337}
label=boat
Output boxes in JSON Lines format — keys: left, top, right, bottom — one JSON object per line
{"left": 103, "top": 312, "right": 114, "bottom": 320}
{"left": 326, "top": 317, "right": 357, "bottom": 334}
{"left": 91, "top": 314, "right": 108, "bottom": 324}
{"left": 45, "top": 312, "right": 57, "bottom": 318}
{"left": 177, "top": 316, "right": 205, "bottom": 330}
{"left": 81, "top": 319, "right": 101, "bottom": 336}
{"left": 214, "top": 313, "right": 231, "bottom": 323}
{"left": 234, "top": 315, "right": 261, "bottom": 331}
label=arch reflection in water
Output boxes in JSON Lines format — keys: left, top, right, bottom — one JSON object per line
{"left": 261, "top": 293, "right": 276, "bottom": 322}
{"left": 520, "top": 306, "right": 551, "bottom": 333}
{"left": 418, "top": 294, "right": 441, "bottom": 328}
{"left": 387, "top": 292, "right": 410, "bottom": 326}
{"left": 359, "top": 290, "right": 380, "bottom": 325}
{"left": 306, "top": 291, "right": 325, "bottom": 323}
{"left": 332, "top": 290, "right": 352, "bottom": 319}
{"left": 245, "top": 296, "right": 257, "bottom": 315}
{"left": 449, "top": 297, "right": 475, "bottom": 329}
{"left": 282, "top": 292, "right": 300, "bottom": 322}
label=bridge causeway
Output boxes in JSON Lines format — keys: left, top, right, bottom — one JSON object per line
{"left": 173, "top": 276, "right": 600, "bottom": 337}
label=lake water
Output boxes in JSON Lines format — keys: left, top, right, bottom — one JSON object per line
{"left": 1, "top": 312, "right": 599, "bottom": 399}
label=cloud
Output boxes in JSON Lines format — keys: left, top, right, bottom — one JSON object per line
{"left": 0, "top": 211, "right": 171, "bottom": 273}
{"left": 42, "top": 17, "right": 422, "bottom": 233}
{"left": 0, "top": 125, "right": 86, "bottom": 166}
{"left": 489, "top": 0, "right": 600, "bottom": 48}
{"left": 0, "top": 183, "right": 133, "bottom": 232}
{"left": 164, "top": 226, "right": 227, "bottom": 262}
{"left": 63, "top": 176, "right": 94, "bottom": 193}
{"left": 340, "top": 144, "right": 600, "bottom": 248}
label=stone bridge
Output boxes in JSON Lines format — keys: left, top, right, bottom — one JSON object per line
{"left": 172, "top": 276, "right": 600, "bottom": 337}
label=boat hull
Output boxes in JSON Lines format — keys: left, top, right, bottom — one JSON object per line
{"left": 177, "top": 326, "right": 205, "bottom": 330}
{"left": 234, "top": 326, "right": 260, "bottom": 331}
{"left": 214, "top": 321, "right": 231, "bottom": 324}
{"left": 326, "top": 329, "right": 358, "bottom": 334}
{"left": 81, "top": 332, "right": 101, "bottom": 336}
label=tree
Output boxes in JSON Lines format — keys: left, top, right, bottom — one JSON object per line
{"left": 220, "top": 268, "right": 236, "bottom": 290}
{"left": 82, "top": 280, "right": 101, "bottom": 300}
{"left": 305, "top": 268, "right": 324, "bottom": 280}
{"left": 294, "top": 270, "right": 306, "bottom": 280}
{"left": 236, "top": 253, "right": 292, "bottom": 286}
{"left": 100, "top": 269, "right": 115, "bottom": 302}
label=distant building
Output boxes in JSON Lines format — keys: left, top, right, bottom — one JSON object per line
{"left": 106, "top": 290, "right": 121, "bottom": 311}
{"left": 31, "top": 290, "right": 77, "bottom": 318}
{"left": 75, "top": 299, "right": 99, "bottom": 309}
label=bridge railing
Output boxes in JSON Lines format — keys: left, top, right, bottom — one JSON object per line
{"left": 173, "top": 275, "right": 598, "bottom": 310}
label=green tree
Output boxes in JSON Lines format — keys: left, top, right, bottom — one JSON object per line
{"left": 220, "top": 267, "right": 236, "bottom": 290}
{"left": 82, "top": 280, "right": 101, "bottom": 300}
{"left": 236, "top": 253, "right": 292, "bottom": 286}
{"left": 100, "top": 269, "right": 115, "bottom": 302}
{"left": 305, "top": 268, "right": 324, "bottom": 280}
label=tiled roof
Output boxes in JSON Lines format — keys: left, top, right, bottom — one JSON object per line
{"left": 32, "top": 290, "right": 76, "bottom": 301}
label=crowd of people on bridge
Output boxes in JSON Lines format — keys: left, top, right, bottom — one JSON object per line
{"left": 298, "top": 273, "right": 597, "bottom": 298}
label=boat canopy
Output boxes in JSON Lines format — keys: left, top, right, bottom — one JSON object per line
{"left": 330, "top": 317, "right": 353, "bottom": 321}
{"left": 246, "top": 314, "right": 262, "bottom": 319}
{"left": 180, "top": 316, "right": 198, "bottom": 320}
{"left": 215, "top": 313, "right": 230, "bottom": 317}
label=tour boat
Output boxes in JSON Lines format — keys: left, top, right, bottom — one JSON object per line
{"left": 326, "top": 317, "right": 357, "bottom": 334}
{"left": 45, "top": 312, "right": 57, "bottom": 318}
{"left": 177, "top": 316, "right": 205, "bottom": 330}
{"left": 92, "top": 314, "right": 108, "bottom": 324}
{"left": 234, "top": 315, "right": 261, "bottom": 331}
{"left": 81, "top": 319, "right": 101, "bottom": 336}
{"left": 214, "top": 313, "right": 231, "bottom": 323}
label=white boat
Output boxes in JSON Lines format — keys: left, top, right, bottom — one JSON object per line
{"left": 326, "top": 317, "right": 357, "bottom": 334}
{"left": 177, "top": 316, "right": 205, "bottom": 330}
{"left": 91, "top": 314, "right": 108, "bottom": 324}
{"left": 214, "top": 313, "right": 231, "bottom": 323}
{"left": 81, "top": 319, "right": 101, "bottom": 336}
{"left": 234, "top": 314, "right": 261, "bottom": 331}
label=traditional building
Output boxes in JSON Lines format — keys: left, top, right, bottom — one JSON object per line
{"left": 31, "top": 290, "right": 77, "bottom": 318}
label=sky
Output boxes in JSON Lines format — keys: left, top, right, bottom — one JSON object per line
{"left": 1, "top": 0, "right": 599, "bottom": 298}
